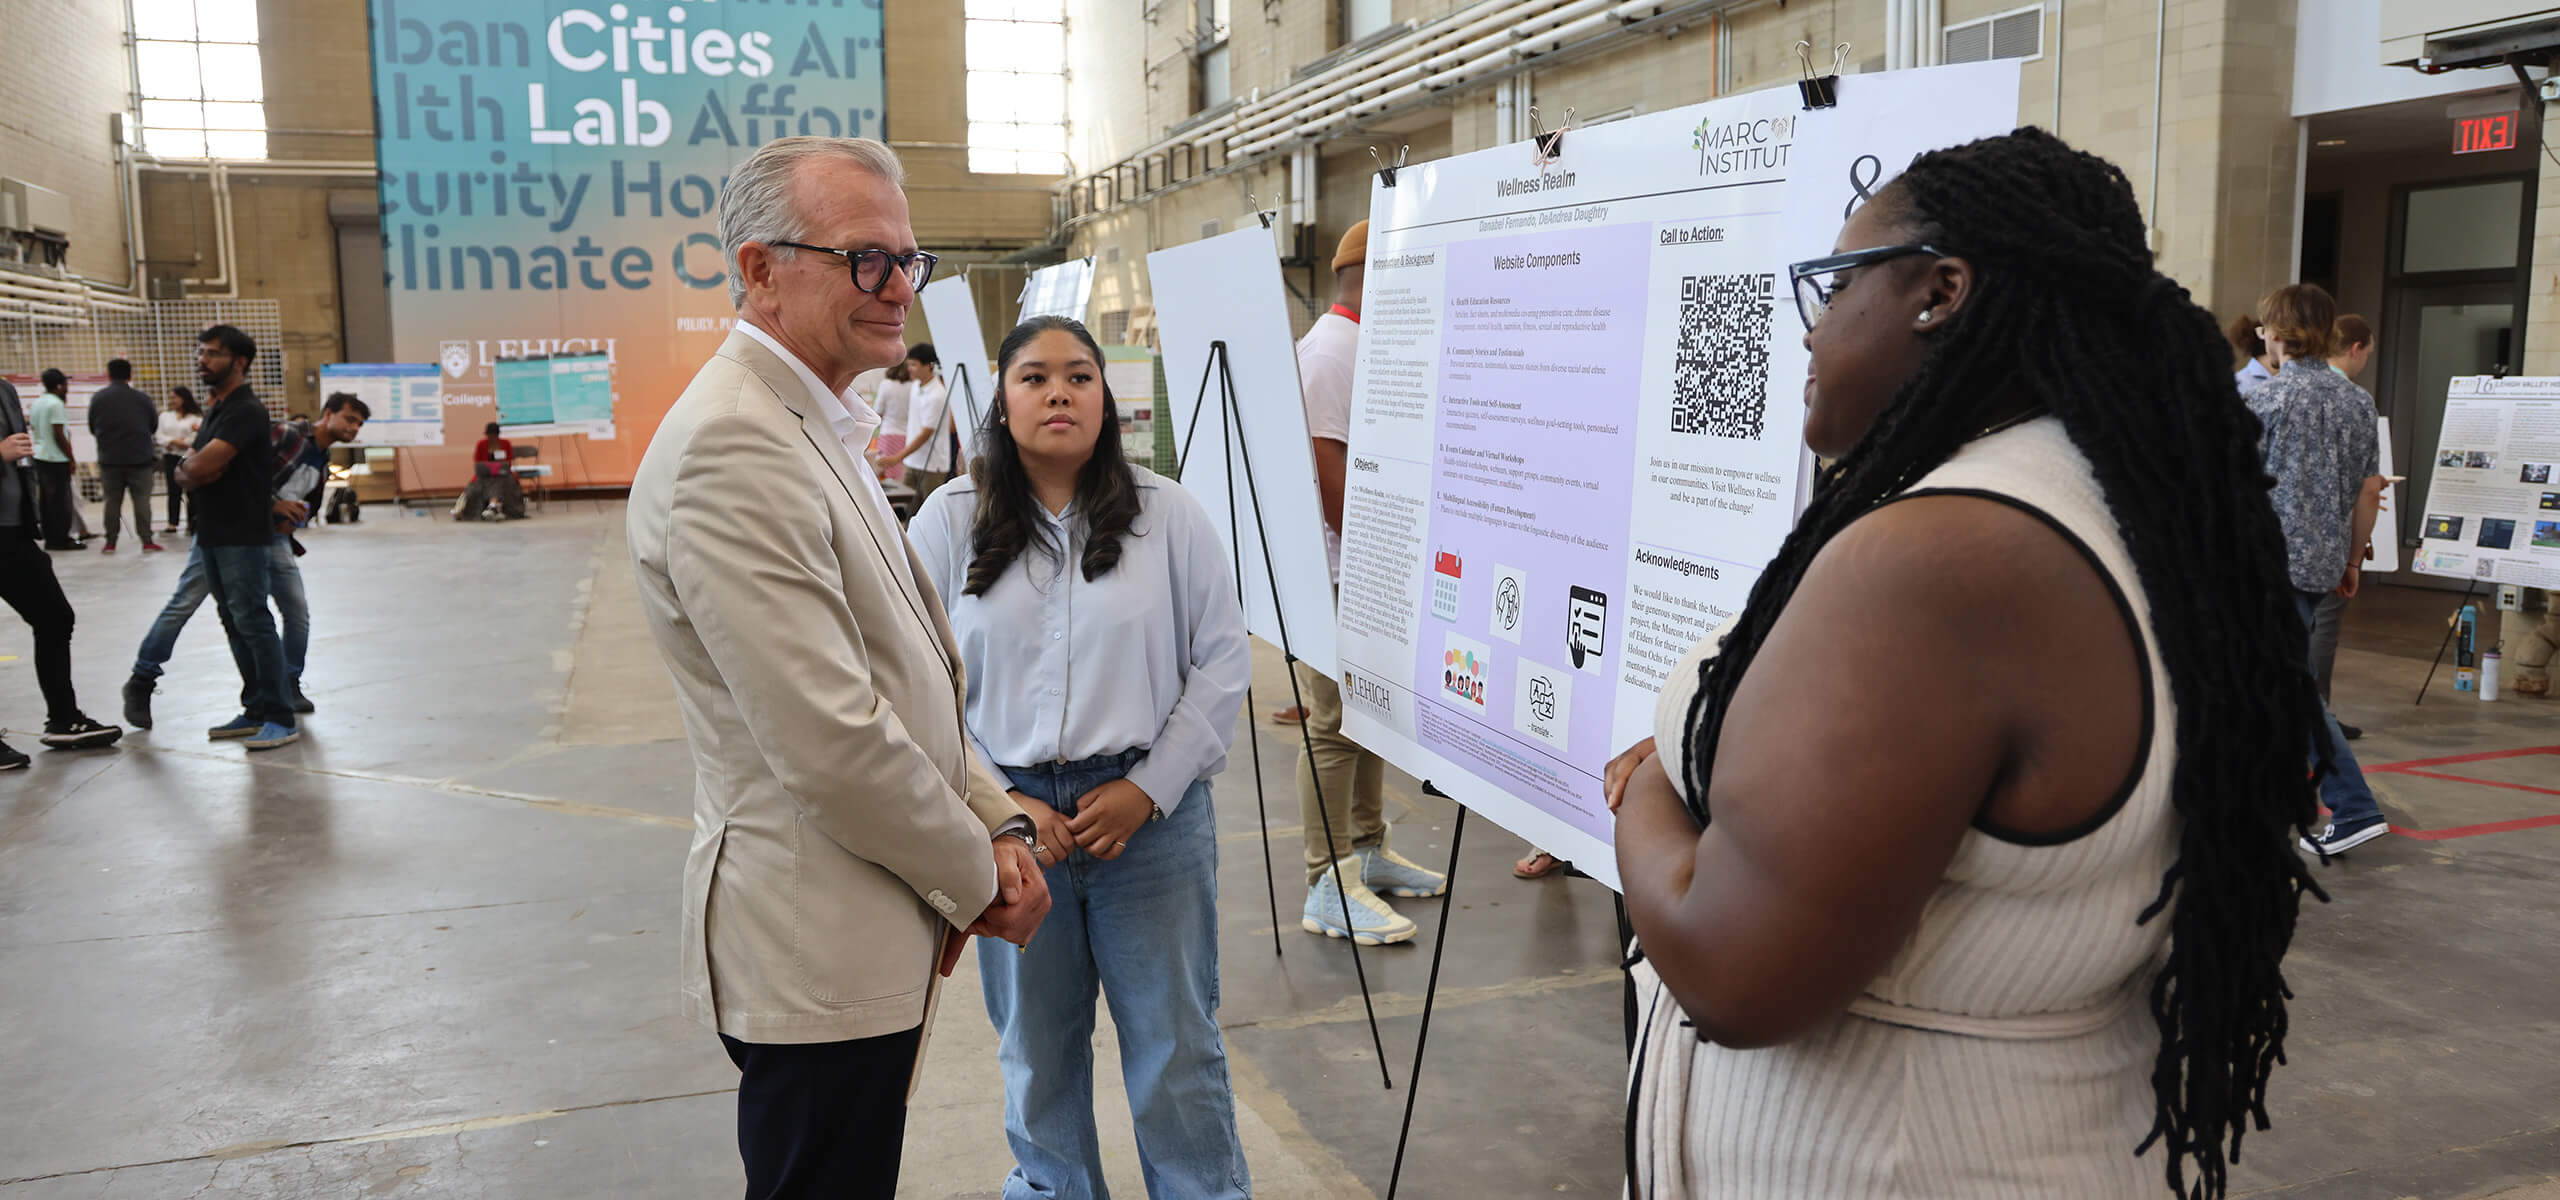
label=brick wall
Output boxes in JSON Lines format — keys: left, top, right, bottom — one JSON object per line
{"left": 0, "top": 0, "right": 138, "bottom": 286}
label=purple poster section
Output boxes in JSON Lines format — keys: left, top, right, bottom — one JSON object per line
{"left": 1411, "top": 224, "right": 1650, "bottom": 842}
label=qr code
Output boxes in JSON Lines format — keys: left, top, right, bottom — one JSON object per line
{"left": 2477, "top": 558, "right": 2497, "bottom": 579}
{"left": 1670, "top": 273, "right": 1773, "bottom": 440}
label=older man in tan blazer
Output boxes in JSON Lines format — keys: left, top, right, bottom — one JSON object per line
{"left": 628, "top": 136, "right": 1047, "bottom": 1199}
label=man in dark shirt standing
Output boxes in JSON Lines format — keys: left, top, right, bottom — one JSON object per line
{"left": 173, "top": 325, "right": 297, "bottom": 750}
{"left": 88, "top": 357, "right": 163, "bottom": 554}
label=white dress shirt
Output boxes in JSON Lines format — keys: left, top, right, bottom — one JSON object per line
{"left": 906, "top": 465, "right": 1251, "bottom": 813}
{"left": 734, "top": 320, "right": 915, "bottom": 593}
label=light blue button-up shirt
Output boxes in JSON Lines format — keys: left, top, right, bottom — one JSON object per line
{"left": 907, "top": 465, "right": 1251, "bottom": 814}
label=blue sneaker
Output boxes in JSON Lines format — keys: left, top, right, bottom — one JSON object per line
{"left": 1358, "top": 842, "right": 1448, "bottom": 898}
{"left": 2299, "top": 815, "right": 2390, "bottom": 858}
{"left": 1301, "top": 863, "right": 1417, "bottom": 945}
{"left": 207, "top": 714, "right": 262, "bottom": 741}
{"left": 244, "top": 723, "right": 301, "bottom": 751}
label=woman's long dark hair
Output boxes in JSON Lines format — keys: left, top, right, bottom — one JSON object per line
{"left": 171, "top": 386, "right": 202, "bottom": 418}
{"left": 1677, "top": 129, "right": 2327, "bottom": 1200}
{"left": 963, "top": 315, "right": 1143, "bottom": 596}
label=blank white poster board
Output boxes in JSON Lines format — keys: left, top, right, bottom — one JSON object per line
{"left": 1328, "top": 63, "right": 2021, "bottom": 887}
{"left": 2373, "top": 416, "right": 2400, "bottom": 575}
{"left": 1151, "top": 225, "right": 1340, "bottom": 680}
{"left": 1019, "top": 257, "right": 1095, "bottom": 324}
{"left": 918, "top": 273, "right": 995, "bottom": 463}
{"left": 2414, "top": 376, "right": 2560, "bottom": 588}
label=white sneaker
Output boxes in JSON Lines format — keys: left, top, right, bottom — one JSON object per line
{"left": 1302, "top": 861, "right": 1419, "bottom": 945}
{"left": 1358, "top": 843, "right": 1448, "bottom": 898}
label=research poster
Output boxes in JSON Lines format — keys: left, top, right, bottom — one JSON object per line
{"left": 1019, "top": 257, "right": 1095, "bottom": 323}
{"left": 1100, "top": 344, "right": 1158, "bottom": 465}
{"left": 1333, "top": 63, "right": 2021, "bottom": 885}
{"left": 2415, "top": 376, "right": 2560, "bottom": 589}
{"left": 492, "top": 354, "right": 616, "bottom": 438}
{"left": 318, "top": 363, "right": 446, "bottom": 447}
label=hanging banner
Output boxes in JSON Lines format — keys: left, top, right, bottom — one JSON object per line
{"left": 368, "top": 0, "right": 886, "bottom": 490}
{"left": 1331, "top": 63, "right": 2022, "bottom": 886}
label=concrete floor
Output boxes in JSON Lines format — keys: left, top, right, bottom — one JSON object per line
{"left": 1, "top": 503, "right": 2555, "bottom": 1198}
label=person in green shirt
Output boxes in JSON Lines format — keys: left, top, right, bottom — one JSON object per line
{"left": 28, "top": 369, "right": 81, "bottom": 550}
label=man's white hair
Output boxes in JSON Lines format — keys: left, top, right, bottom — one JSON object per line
{"left": 718, "top": 137, "right": 906, "bottom": 309}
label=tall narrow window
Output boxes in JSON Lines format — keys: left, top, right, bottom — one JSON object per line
{"left": 1197, "top": 0, "right": 1232, "bottom": 111}
{"left": 134, "top": 0, "right": 267, "bottom": 159}
{"left": 967, "top": 0, "right": 1069, "bottom": 175}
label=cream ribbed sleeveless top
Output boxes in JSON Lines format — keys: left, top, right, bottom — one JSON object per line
{"left": 1630, "top": 417, "right": 2181, "bottom": 1197}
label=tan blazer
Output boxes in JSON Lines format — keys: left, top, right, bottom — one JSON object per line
{"left": 629, "top": 330, "right": 1022, "bottom": 1048}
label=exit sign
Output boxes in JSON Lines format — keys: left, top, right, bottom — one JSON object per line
{"left": 2454, "top": 110, "right": 2520, "bottom": 155}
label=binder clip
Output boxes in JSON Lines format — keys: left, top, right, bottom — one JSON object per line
{"left": 1798, "top": 40, "right": 1848, "bottom": 110}
{"left": 1248, "top": 194, "right": 1274, "bottom": 229}
{"left": 1371, "top": 144, "right": 1408, "bottom": 187}
{"left": 1530, "top": 105, "right": 1573, "bottom": 169}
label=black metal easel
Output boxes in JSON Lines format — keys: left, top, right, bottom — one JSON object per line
{"left": 1176, "top": 335, "right": 1395, "bottom": 1091}
{"left": 1385, "top": 784, "right": 1469, "bottom": 1199}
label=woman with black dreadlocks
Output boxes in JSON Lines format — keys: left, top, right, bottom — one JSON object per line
{"left": 1611, "top": 128, "right": 2328, "bottom": 1199}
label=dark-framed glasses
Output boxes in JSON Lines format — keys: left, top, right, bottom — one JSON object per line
{"left": 771, "top": 242, "right": 940, "bottom": 294}
{"left": 1786, "top": 244, "right": 1949, "bottom": 330}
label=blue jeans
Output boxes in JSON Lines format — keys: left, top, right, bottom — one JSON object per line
{"left": 135, "top": 539, "right": 308, "bottom": 687}
{"left": 197, "top": 540, "right": 293, "bottom": 727}
{"left": 978, "top": 751, "right": 1249, "bottom": 1200}
{"left": 2295, "top": 590, "right": 2379, "bottom": 826}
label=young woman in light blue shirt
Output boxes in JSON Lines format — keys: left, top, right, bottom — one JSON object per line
{"left": 908, "top": 315, "right": 1253, "bottom": 1199}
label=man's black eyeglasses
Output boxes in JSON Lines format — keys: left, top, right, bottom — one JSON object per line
{"left": 1786, "top": 244, "right": 1949, "bottom": 330}
{"left": 771, "top": 242, "right": 940, "bottom": 294}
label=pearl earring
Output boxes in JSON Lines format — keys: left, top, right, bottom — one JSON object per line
{"left": 1917, "top": 311, "right": 1933, "bottom": 324}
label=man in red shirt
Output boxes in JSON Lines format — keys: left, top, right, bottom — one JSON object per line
{"left": 460, "top": 421, "right": 527, "bottom": 520}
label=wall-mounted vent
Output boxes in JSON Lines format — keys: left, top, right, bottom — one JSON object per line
{"left": 1944, "top": 6, "right": 2044, "bottom": 64}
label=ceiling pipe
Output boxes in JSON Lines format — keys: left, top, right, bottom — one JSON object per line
{"left": 1228, "top": 0, "right": 1575, "bottom": 148}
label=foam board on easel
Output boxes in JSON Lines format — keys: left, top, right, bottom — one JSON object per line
{"left": 1150, "top": 226, "right": 1339, "bottom": 680}
{"left": 918, "top": 273, "right": 994, "bottom": 463}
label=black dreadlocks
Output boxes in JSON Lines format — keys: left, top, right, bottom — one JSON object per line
{"left": 1677, "top": 128, "right": 2330, "bottom": 1200}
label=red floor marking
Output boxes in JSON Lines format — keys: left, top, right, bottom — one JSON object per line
{"left": 2355, "top": 746, "right": 2560, "bottom": 840}
{"left": 2365, "top": 745, "right": 2560, "bottom": 772}
{"left": 2386, "top": 768, "right": 2560, "bottom": 800}
{"left": 2390, "top": 812, "right": 2560, "bottom": 841}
